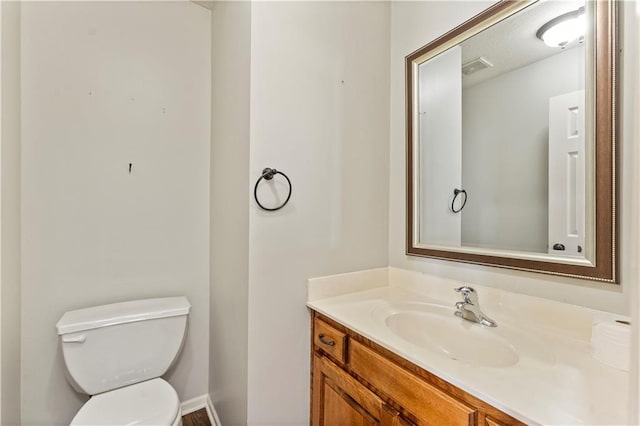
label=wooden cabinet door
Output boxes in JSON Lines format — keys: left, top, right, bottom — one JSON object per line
{"left": 322, "top": 383, "right": 376, "bottom": 426}
{"left": 313, "top": 354, "right": 401, "bottom": 426}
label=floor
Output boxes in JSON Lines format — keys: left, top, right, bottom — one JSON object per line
{"left": 182, "top": 408, "right": 211, "bottom": 426}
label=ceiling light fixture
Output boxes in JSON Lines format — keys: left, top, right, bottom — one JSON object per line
{"left": 536, "top": 7, "right": 585, "bottom": 48}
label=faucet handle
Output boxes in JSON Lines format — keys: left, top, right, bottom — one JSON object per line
{"left": 454, "top": 285, "right": 475, "bottom": 295}
{"left": 454, "top": 286, "right": 477, "bottom": 303}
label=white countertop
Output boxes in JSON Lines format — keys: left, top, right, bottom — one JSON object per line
{"left": 307, "top": 267, "right": 631, "bottom": 426}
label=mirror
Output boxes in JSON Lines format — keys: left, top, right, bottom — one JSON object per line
{"left": 406, "top": 0, "right": 617, "bottom": 282}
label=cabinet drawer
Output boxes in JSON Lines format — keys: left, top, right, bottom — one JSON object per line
{"left": 349, "top": 340, "right": 476, "bottom": 426}
{"left": 314, "top": 318, "right": 347, "bottom": 363}
{"left": 485, "top": 417, "right": 506, "bottom": 426}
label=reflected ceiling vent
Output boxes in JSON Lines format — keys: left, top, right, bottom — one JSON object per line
{"left": 462, "top": 57, "right": 493, "bottom": 76}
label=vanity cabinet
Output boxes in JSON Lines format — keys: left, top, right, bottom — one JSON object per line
{"left": 313, "top": 354, "right": 414, "bottom": 426}
{"left": 310, "top": 311, "right": 525, "bottom": 426}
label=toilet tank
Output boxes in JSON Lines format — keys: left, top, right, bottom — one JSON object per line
{"left": 56, "top": 297, "right": 190, "bottom": 395}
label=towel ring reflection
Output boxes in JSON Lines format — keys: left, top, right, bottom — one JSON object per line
{"left": 254, "top": 168, "right": 292, "bottom": 211}
{"left": 451, "top": 188, "right": 467, "bottom": 213}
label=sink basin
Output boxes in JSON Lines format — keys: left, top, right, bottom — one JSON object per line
{"left": 386, "top": 310, "right": 518, "bottom": 367}
{"left": 373, "top": 302, "right": 554, "bottom": 368}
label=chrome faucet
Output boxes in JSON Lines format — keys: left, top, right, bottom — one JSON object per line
{"left": 454, "top": 286, "right": 497, "bottom": 327}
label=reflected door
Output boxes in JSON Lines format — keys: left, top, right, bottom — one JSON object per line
{"left": 548, "top": 90, "right": 585, "bottom": 256}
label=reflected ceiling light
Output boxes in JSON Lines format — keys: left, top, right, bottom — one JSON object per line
{"left": 536, "top": 8, "right": 585, "bottom": 48}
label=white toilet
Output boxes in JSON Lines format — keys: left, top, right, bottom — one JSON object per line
{"left": 56, "top": 297, "right": 191, "bottom": 426}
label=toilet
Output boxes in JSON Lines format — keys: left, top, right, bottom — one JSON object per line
{"left": 56, "top": 297, "right": 191, "bottom": 426}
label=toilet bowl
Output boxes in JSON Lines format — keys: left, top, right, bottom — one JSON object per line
{"left": 70, "top": 379, "right": 182, "bottom": 426}
{"left": 56, "top": 297, "right": 191, "bottom": 426}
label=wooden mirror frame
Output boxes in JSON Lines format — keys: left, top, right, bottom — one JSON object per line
{"left": 406, "top": 0, "right": 618, "bottom": 283}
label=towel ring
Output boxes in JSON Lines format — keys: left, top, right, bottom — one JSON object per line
{"left": 254, "top": 168, "right": 292, "bottom": 211}
{"left": 451, "top": 188, "right": 467, "bottom": 213}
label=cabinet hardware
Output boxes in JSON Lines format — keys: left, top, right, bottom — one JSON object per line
{"left": 318, "top": 334, "right": 336, "bottom": 346}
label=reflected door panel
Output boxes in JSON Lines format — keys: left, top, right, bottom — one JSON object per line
{"left": 548, "top": 90, "right": 585, "bottom": 257}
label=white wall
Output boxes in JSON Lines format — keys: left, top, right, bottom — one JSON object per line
{"left": 247, "top": 2, "right": 390, "bottom": 424}
{"left": 1, "top": 2, "right": 22, "bottom": 425}
{"left": 461, "top": 46, "right": 584, "bottom": 252}
{"left": 418, "top": 46, "right": 462, "bottom": 246}
{"left": 625, "top": 0, "right": 640, "bottom": 421}
{"left": 20, "top": 3, "right": 211, "bottom": 424}
{"left": 389, "top": 1, "right": 633, "bottom": 315}
{"left": 210, "top": 2, "right": 251, "bottom": 425}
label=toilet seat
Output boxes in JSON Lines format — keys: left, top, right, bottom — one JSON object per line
{"left": 70, "top": 378, "right": 181, "bottom": 425}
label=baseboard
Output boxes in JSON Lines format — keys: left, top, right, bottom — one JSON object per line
{"left": 206, "top": 394, "right": 223, "bottom": 426}
{"left": 180, "top": 394, "right": 221, "bottom": 426}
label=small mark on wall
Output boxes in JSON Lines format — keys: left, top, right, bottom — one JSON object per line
{"left": 161, "top": 107, "right": 167, "bottom": 114}
{"left": 88, "top": 90, "right": 93, "bottom": 95}
{"left": 129, "top": 163, "right": 132, "bottom": 173}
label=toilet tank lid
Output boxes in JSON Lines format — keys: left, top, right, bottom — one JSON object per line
{"left": 56, "top": 297, "right": 191, "bottom": 335}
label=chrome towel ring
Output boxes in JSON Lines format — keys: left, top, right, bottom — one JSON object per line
{"left": 451, "top": 188, "right": 467, "bottom": 213}
{"left": 254, "top": 168, "right": 292, "bottom": 211}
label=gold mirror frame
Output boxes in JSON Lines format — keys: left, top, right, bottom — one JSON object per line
{"left": 406, "top": 0, "right": 617, "bottom": 283}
